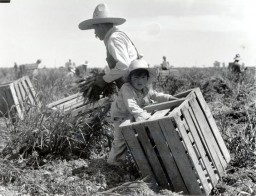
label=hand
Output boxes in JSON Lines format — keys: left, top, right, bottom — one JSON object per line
{"left": 94, "top": 75, "right": 107, "bottom": 88}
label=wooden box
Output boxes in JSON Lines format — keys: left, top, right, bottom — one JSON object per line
{"left": 120, "top": 88, "right": 230, "bottom": 195}
{"left": 0, "top": 76, "right": 39, "bottom": 119}
{"left": 47, "top": 93, "right": 109, "bottom": 117}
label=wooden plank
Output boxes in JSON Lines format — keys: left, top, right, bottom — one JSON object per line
{"left": 63, "top": 100, "right": 86, "bottom": 112}
{"left": 149, "top": 109, "right": 170, "bottom": 119}
{"left": 181, "top": 106, "right": 219, "bottom": 185}
{"left": 17, "top": 79, "right": 26, "bottom": 103}
{"left": 174, "top": 89, "right": 193, "bottom": 99}
{"left": 159, "top": 117, "right": 203, "bottom": 195}
{"left": 20, "top": 77, "right": 35, "bottom": 105}
{"left": 120, "top": 125, "right": 155, "bottom": 182}
{"left": 133, "top": 123, "right": 170, "bottom": 188}
{"left": 47, "top": 93, "right": 82, "bottom": 108}
{"left": 143, "top": 99, "right": 185, "bottom": 113}
{"left": 146, "top": 120, "right": 188, "bottom": 193}
{"left": 51, "top": 97, "right": 85, "bottom": 111}
{"left": 189, "top": 97, "right": 226, "bottom": 175}
{"left": 24, "top": 76, "right": 38, "bottom": 103}
{"left": 173, "top": 114, "right": 212, "bottom": 195}
{"left": 13, "top": 81, "right": 23, "bottom": 105}
{"left": 194, "top": 88, "right": 231, "bottom": 163}
{"left": 71, "top": 98, "right": 108, "bottom": 116}
{"left": 9, "top": 83, "right": 23, "bottom": 119}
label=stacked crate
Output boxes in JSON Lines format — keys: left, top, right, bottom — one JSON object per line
{"left": 120, "top": 88, "right": 230, "bottom": 195}
{"left": 0, "top": 76, "right": 39, "bottom": 119}
{"left": 47, "top": 93, "right": 109, "bottom": 117}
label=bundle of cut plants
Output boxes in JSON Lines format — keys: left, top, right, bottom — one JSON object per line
{"left": 77, "top": 69, "right": 116, "bottom": 103}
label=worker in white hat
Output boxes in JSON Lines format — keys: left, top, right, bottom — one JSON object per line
{"left": 78, "top": 3, "right": 142, "bottom": 89}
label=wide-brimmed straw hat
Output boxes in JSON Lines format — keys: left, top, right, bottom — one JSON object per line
{"left": 79, "top": 3, "right": 126, "bottom": 30}
{"left": 234, "top": 54, "right": 241, "bottom": 61}
{"left": 123, "top": 59, "right": 159, "bottom": 84}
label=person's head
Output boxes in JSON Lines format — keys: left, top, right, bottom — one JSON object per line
{"left": 94, "top": 23, "right": 114, "bottom": 40}
{"left": 163, "top": 56, "right": 166, "bottom": 60}
{"left": 79, "top": 3, "right": 126, "bottom": 36}
{"left": 129, "top": 68, "right": 149, "bottom": 90}
{"left": 125, "top": 59, "right": 158, "bottom": 90}
{"left": 234, "top": 54, "right": 241, "bottom": 62}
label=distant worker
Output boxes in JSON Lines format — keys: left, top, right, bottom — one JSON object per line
{"left": 75, "top": 60, "right": 89, "bottom": 77}
{"left": 161, "top": 56, "right": 170, "bottom": 70}
{"left": 228, "top": 54, "right": 246, "bottom": 74}
{"left": 83, "top": 60, "right": 89, "bottom": 72}
{"left": 228, "top": 54, "right": 247, "bottom": 82}
{"left": 65, "top": 59, "right": 72, "bottom": 70}
{"left": 229, "top": 54, "right": 242, "bottom": 73}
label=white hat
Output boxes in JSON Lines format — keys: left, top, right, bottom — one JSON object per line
{"left": 79, "top": 3, "right": 126, "bottom": 30}
{"left": 124, "top": 59, "right": 159, "bottom": 84}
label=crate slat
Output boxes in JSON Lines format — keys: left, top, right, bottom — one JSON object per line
{"left": 149, "top": 109, "right": 170, "bottom": 119}
{"left": 189, "top": 97, "right": 226, "bottom": 175}
{"left": 144, "top": 99, "right": 185, "bottom": 113}
{"left": 17, "top": 80, "right": 27, "bottom": 102}
{"left": 194, "top": 88, "right": 231, "bottom": 163}
{"left": 20, "top": 78, "right": 35, "bottom": 105}
{"left": 13, "top": 81, "right": 23, "bottom": 106}
{"left": 173, "top": 113, "right": 212, "bottom": 195}
{"left": 9, "top": 83, "right": 23, "bottom": 119}
{"left": 121, "top": 124, "right": 155, "bottom": 181}
{"left": 24, "top": 76, "right": 37, "bottom": 104}
{"left": 181, "top": 105, "right": 219, "bottom": 185}
{"left": 145, "top": 120, "right": 188, "bottom": 193}
{"left": 133, "top": 123, "right": 170, "bottom": 188}
{"left": 159, "top": 117, "right": 203, "bottom": 195}
{"left": 47, "top": 93, "right": 82, "bottom": 108}
{"left": 62, "top": 99, "right": 85, "bottom": 112}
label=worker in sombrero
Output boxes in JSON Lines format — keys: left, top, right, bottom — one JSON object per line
{"left": 78, "top": 3, "right": 142, "bottom": 90}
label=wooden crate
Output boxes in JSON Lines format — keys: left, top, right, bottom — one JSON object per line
{"left": 0, "top": 76, "right": 39, "bottom": 119}
{"left": 158, "top": 69, "right": 180, "bottom": 81}
{"left": 120, "top": 88, "right": 230, "bottom": 195}
{"left": 47, "top": 93, "right": 109, "bottom": 117}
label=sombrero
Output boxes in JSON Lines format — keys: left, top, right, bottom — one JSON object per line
{"left": 79, "top": 3, "right": 126, "bottom": 30}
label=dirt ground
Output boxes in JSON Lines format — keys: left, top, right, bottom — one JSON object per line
{"left": 0, "top": 117, "right": 179, "bottom": 195}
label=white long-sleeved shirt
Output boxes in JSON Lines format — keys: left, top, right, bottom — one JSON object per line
{"left": 103, "top": 27, "right": 138, "bottom": 83}
{"left": 111, "top": 83, "right": 175, "bottom": 122}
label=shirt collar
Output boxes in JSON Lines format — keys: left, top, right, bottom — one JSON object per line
{"left": 104, "top": 26, "right": 118, "bottom": 45}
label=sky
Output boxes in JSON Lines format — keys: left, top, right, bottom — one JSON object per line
{"left": 0, "top": 0, "right": 256, "bottom": 68}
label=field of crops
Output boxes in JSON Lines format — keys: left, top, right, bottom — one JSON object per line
{"left": 0, "top": 66, "right": 256, "bottom": 195}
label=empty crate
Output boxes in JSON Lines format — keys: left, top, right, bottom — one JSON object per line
{"left": 120, "top": 88, "right": 230, "bottom": 195}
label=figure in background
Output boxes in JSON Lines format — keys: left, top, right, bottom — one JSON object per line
{"left": 228, "top": 54, "right": 247, "bottom": 82}
{"left": 65, "top": 59, "right": 72, "bottom": 69}
{"left": 75, "top": 60, "right": 89, "bottom": 77}
{"left": 161, "top": 56, "right": 170, "bottom": 70}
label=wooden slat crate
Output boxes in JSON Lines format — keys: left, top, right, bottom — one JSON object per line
{"left": 0, "top": 76, "right": 39, "bottom": 119}
{"left": 158, "top": 69, "right": 180, "bottom": 81}
{"left": 120, "top": 88, "right": 230, "bottom": 195}
{"left": 47, "top": 93, "right": 109, "bottom": 117}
